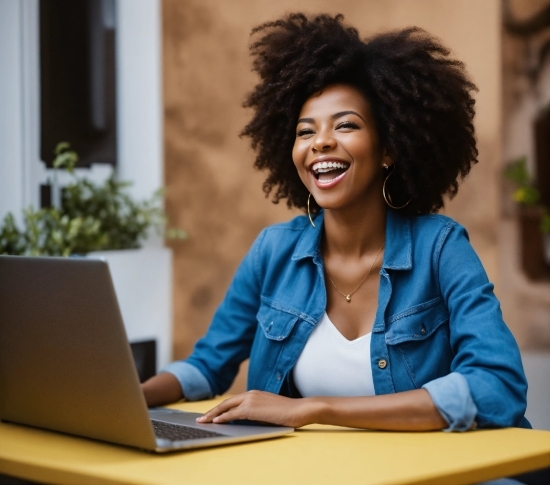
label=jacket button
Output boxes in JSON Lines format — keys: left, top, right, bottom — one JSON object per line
{"left": 420, "top": 326, "right": 426, "bottom": 335}
{"left": 277, "top": 373, "right": 282, "bottom": 380}
{"left": 378, "top": 359, "right": 387, "bottom": 369}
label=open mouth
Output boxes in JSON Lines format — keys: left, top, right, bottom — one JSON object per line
{"left": 311, "top": 161, "right": 350, "bottom": 184}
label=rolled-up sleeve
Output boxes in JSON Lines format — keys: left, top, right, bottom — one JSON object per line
{"left": 437, "top": 223, "right": 528, "bottom": 428}
{"left": 422, "top": 372, "right": 477, "bottom": 431}
{"left": 161, "top": 361, "right": 213, "bottom": 401}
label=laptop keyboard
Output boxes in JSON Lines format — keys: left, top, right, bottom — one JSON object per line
{"left": 151, "top": 419, "right": 227, "bottom": 441}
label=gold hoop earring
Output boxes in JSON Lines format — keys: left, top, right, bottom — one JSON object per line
{"left": 307, "top": 193, "right": 316, "bottom": 228}
{"left": 383, "top": 168, "right": 411, "bottom": 210}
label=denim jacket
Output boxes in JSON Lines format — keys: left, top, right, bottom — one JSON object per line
{"left": 164, "top": 210, "right": 529, "bottom": 430}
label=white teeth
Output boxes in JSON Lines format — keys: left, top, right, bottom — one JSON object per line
{"left": 317, "top": 172, "right": 346, "bottom": 184}
{"left": 311, "top": 161, "right": 349, "bottom": 174}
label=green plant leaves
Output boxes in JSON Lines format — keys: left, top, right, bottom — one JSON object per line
{"left": 53, "top": 141, "right": 79, "bottom": 173}
{"left": 59, "top": 174, "right": 166, "bottom": 251}
{"left": 504, "top": 156, "right": 549, "bottom": 235}
{"left": 513, "top": 186, "right": 540, "bottom": 205}
{"left": 504, "top": 156, "right": 541, "bottom": 205}
{"left": 0, "top": 143, "right": 186, "bottom": 256}
{"left": 504, "top": 156, "right": 532, "bottom": 188}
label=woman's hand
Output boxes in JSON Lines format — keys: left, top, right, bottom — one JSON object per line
{"left": 196, "top": 391, "right": 317, "bottom": 428}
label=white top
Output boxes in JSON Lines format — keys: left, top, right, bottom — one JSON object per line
{"left": 292, "top": 312, "right": 375, "bottom": 397}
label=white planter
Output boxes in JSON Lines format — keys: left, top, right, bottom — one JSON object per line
{"left": 88, "top": 247, "right": 172, "bottom": 372}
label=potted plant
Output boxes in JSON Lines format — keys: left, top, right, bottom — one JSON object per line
{"left": 504, "top": 156, "right": 550, "bottom": 279}
{"left": 0, "top": 142, "right": 185, "bottom": 256}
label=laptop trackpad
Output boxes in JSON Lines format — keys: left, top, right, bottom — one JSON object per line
{"left": 148, "top": 407, "right": 273, "bottom": 437}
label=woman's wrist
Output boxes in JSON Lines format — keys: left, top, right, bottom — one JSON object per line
{"left": 141, "top": 372, "right": 184, "bottom": 407}
{"left": 299, "top": 397, "right": 331, "bottom": 427}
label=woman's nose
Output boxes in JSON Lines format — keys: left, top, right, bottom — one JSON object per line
{"left": 312, "top": 129, "right": 336, "bottom": 152}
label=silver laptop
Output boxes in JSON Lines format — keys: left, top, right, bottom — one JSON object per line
{"left": 0, "top": 255, "right": 293, "bottom": 452}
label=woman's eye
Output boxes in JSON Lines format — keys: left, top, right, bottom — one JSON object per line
{"left": 296, "top": 128, "right": 314, "bottom": 137}
{"left": 336, "top": 121, "right": 360, "bottom": 130}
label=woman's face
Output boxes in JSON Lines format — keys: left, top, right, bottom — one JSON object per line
{"left": 292, "top": 84, "right": 391, "bottom": 212}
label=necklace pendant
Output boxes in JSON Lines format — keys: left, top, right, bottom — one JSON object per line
{"left": 345, "top": 295, "right": 351, "bottom": 302}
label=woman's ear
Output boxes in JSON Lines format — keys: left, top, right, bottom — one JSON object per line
{"left": 382, "top": 150, "right": 393, "bottom": 169}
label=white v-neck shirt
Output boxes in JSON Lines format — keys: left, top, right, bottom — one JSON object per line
{"left": 292, "top": 312, "right": 375, "bottom": 397}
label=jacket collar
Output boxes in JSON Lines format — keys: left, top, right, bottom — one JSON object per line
{"left": 291, "top": 209, "right": 412, "bottom": 271}
{"left": 383, "top": 209, "right": 412, "bottom": 270}
{"left": 291, "top": 211, "right": 324, "bottom": 261}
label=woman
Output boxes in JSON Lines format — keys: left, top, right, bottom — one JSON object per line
{"left": 143, "top": 13, "right": 528, "bottom": 433}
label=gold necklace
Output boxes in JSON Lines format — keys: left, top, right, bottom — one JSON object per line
{"left": 326, "top": 242, "right": 385, "bottom": 303}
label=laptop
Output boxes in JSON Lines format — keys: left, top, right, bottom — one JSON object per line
{"left": 0, "top": 255, "right": 293, "bottom": 452}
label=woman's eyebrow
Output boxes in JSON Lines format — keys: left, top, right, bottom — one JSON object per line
{"left": 332, "top": 110, "right": 365, "bottom": 122}
{"left": 297, "top": 111, "right": 365, "bottom": 125}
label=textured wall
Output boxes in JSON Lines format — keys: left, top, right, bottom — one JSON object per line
{"left": 162, "top": 0, "right": 503, "bottom": 392}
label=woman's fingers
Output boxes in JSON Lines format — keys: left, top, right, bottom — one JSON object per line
{"left": 196, "top": 394, "right": 246, "bottom": 422}
{"left": 211, "top": 408, "right": 243, "bottom": 423}
{"left": 195, "top": 391, "right": 312, "bottom": 427}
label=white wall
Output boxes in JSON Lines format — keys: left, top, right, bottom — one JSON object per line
{"left": 0, "top": 0, "right": 43, "bottom": 217}
{"left": 0, "top": 0, "right": 26, "bottom": 219}
{"left": 116, "top": 0, "right": 163, "bottom": 203}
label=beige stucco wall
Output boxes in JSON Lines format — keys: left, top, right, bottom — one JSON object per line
{"left": 163, "top": 0, "right": 503, "bottom": 392}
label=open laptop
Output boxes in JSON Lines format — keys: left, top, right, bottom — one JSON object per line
{"left": 0, "top": 255, "right": 293, "bottom": 452}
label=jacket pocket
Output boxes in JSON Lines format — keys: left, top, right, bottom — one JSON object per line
{"left": 384, "top": 298, "right": 452, "bottom": 389}
{"left": 257, "top": 302, "right": 299, "bottom": 341}
{"left": 248, "top": 300, "right": 301, "bottom": 392}
{"left": 385, "top": 297, "right": 449, "bottom": 345}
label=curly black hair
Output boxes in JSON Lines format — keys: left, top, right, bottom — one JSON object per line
{"left": 240, "top": 13, "right": 478, "bottom": 215}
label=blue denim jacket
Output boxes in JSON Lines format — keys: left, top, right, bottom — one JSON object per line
{"left": 164, "top": 210, "right": 529, "bottom": 430}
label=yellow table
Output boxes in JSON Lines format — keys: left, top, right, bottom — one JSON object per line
{"left": 1, "top": 398, "right": 549, "bottom": 485}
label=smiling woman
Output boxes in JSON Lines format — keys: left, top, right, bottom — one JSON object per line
{"left": 292, "top": 85, "right": 389, "bottom": 220}
{"left": 142, "top": 13, "right": 528, "bottom": 446}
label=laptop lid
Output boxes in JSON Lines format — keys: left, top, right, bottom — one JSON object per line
{"left": 0, "top": 255, "right": 157, "bottom": 450}
{"left": 0, "top": 255, "right": 293, "bottom": 452}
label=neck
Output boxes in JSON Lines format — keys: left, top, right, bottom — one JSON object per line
{"left": 322, "top": 195, "right": 387, "bottom": 258}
